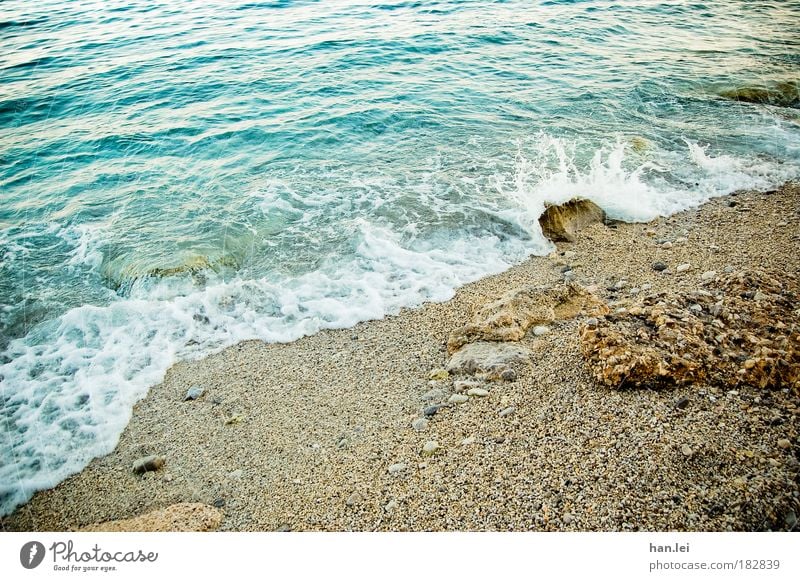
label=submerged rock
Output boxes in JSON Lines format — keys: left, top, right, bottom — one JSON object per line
{"left": 79, "top": 503, "right": 223, "bottom": 532}
{"left": 538, "top": 198, "right": 606, "bottom": 242}
{"left": 719, "top": 81, "right": 800, "bottom": 108}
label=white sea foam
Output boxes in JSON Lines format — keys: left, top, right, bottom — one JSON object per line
{"left": 1, "top": 134, "right": 798, "bottom": 516}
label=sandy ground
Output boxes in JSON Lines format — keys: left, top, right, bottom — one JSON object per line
{"left": 3, "top": 183, "right": 799, "bottom": 532}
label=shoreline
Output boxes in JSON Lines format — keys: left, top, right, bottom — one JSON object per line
{"left": 3, "top": 182, "right": 799, "bottom": 532}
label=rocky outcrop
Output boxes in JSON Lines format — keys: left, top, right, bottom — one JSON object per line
{"left": 448, "top": 282, "right": 607, "bottom": 354}
{"left": 719, "top": 81, "right": 799, "bottom": 108}
{"left": 580, "top": 270, "right": 800, "bottom": 391}
{"left": 78, "top": 503, "right": 223, "bottom": 532}
{"left": 538, "top": 199, "right": 606, "bottom": 242}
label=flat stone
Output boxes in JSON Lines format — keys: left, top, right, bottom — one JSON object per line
{"left": 448, "top": 394, "right": 469, "bottom": 404}
{"left": 499, "top": 406, "right": 516, "bottom": 417}
{"left": 681, "top": 444, "right": 693, "bottom": 457}
{"left": 676, "top": 263, "right": 692, "bottom": 273}
{"left": 532, "top": 325, "right": 550, "bottom": 336}
{"left": 428, "top": 368, "right": 449, "bottom": 381}
{"left": 563, "top": 251, "right": 577, "bottom": 259}
{"left": 467, "top": 387, "right": 489, "bottom": 397}
{"left": 133, "top": 455, "right": 165, "bottom": 475}
{"left": 447, "top": 341, "right": 532, "bottom": 375}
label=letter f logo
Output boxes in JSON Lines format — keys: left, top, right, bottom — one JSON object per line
{"left": 20, "top": 541, "right": 46, "bottom": 569}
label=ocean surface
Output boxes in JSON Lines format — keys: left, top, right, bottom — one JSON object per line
{"left": 1, "top": 0, "right": 799, "bottom": 516}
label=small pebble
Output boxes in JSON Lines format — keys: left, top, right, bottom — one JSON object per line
{"left": 428, "top": 368, "right": 449, "bottom": 381}
{"left": 388, "top": 463, "right": 407, "bottom": 475}
{"left": 422, "top": 441, "right": 441, "bottom": 456}
{"left": 614, "top": 280, "right": 628, "bottom": 290}
{"left": 132, "top": 455, "right": 165, "bottom": 475}
{"left": 184, "top": 386, "right": 204, "bottom": 401}
{"left": 681, "top": 444, "right": 693, "bottom": 457}
{"left": 563, "top": 251, "right": 577, "bottom": 259}
{"left": 777, "top": 439, "right": 792, "bottom": 450}
{"left": 384, "top": 499, "right": 398, "bottom": 512}
{"left": 701, "top": 270, "right": 717, "bottom": 281}
{"left": 500, "top": 368, "right": 517, "bottom": 382}
{"left": 424, "top": 404, "right": 445, "bottom": 417}
{"left": 499, "top": 406, "right": 516, "bottom": 417}
{"left": 421, "top": 388, "right": 445, "bottom": 402}
{"left": 652, "top": 261, "right": 667, "bottom": 272}
{"left": 532, "top": 325, "right": 550, "bottom": 336}
{"left": 585, "top": 317, "right": 598, "bottom": 328}
{"left": 345, "top": 492, "right": 363, "bottom": 506}
{"left": 449, "top": 394, "right": 469, "bottom": 404}
{"left": 674, "top": 396, "right": 690, "bottom": 410}
{"left": 562, "top": 513, "right": 574, "bottom": 525}
{"left": 467, "top": 387, "right": 489, "bottom": 397}
{"left": 411, "top": 417, "right": 429, "bottom": 432}
{"left": 676, "top": 263, "right": 692, "bottom": 273}
{"left": 461, "top": 436, "right": 476, "bottom": 446}
{"left": 661, "top": 241, "right": 673, "bottom": 249}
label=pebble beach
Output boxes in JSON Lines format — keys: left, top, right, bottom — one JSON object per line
{"left": 4, "top": 182, "right": 799, "bottom": 532}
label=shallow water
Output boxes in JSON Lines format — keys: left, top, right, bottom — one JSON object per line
{"left": 1, "top": 0, "right": 799, "bottom": 515}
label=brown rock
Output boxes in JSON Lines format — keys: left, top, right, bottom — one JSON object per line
{"left": 539, "top": 199, "right": 606, "bottom": 242}
{"left": 448, "top": 283, "right": 607, "bottom": 353}
{"left": 580, "top": 269, "right": 800, "bottom": 390}
{"left": 78, "top": 503, "right": 223, "bottom": 532}
{"left": 132, "top": 455, "right": 165, "bottom": 475}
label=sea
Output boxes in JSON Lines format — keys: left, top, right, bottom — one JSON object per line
{"left": 1, "top": 0, "right": 799, "bottom": 516}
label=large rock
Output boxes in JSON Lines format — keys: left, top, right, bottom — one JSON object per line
{"left": 448, "top": 283, "right": 607, "bottom": 353}
{"left": 580, "top": 270, "right": 800, "bottom": 391}
{"left": 447, "top": 341, "right": 531, "bottom": 376}
{"left": 538, "top": 199, "right": 606, "bottom": 242}
{"left": 78, "top": 503, "right": 223, "bottom": 532}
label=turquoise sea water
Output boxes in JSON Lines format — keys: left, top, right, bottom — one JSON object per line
{"left": 1, "top": 0, "right": 799, "bottom": 515}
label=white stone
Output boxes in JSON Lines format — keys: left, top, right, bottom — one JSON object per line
{"left": 448, "top": 394, "right": 469, "bottom": 404}
{"left": 467, "top": 387, "right": 489, "bottom": 397}
{"left": 532, "top": 325, "right": 550, "bottom": 336}
{"left": 701, "top": 270, "right": 717, "bottom": 281}
{"left": 676, "top": 263, "right": 692, "bottom": 273}
{"left": 422, "top": 441, "right": 441, "bottom": 456}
